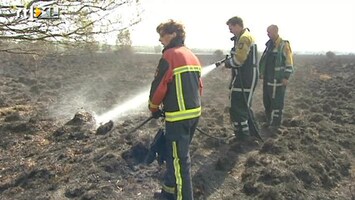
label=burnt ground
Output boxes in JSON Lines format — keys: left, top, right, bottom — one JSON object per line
{"left": 0, "top": 50, "right": 354, "bottom": 200}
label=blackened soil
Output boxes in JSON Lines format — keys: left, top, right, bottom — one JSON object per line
{"left": 0, "top": 51, "right": 354, "bottom": 200}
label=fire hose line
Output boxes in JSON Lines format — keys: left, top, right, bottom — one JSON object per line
{"left": 127, "top": 116, "right": 232, "bottom": 143}
{"left": 195, "top": 127, "right": 232, "bottom": 144}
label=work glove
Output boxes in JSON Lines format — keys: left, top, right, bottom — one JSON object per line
{"left": 215, "top": 60, "right": 225, "bottom": 67}
{"left": 225, "top": 56, "right": 241, "bottom": 69}
{"left": 215, "top": 55, "right": 230, "bottom": 68}
{"left": 151, "top": 109, "right": 164, "bottom": 119}
{"left": 224, "top": 57, "right": 233, "bottom": 69}
{"left": 230, "top": 47, "right": 236, "bottom": 56}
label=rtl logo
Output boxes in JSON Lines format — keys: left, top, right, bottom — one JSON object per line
{"left": 15, "top": 1, "right": 59, "bottom": 21}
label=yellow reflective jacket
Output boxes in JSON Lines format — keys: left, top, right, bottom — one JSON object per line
{"left": 229, "top": 28, "right": 256, "bottom": 67}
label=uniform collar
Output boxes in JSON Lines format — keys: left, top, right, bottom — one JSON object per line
{"left": 240, "top": 28, "right": 249, "bottom": 36}
{"left": 274, "top": 36, "right": 283, "bottom": 47}
{"left": 231, "top": 28, "right": 249, "bottom": 42}
{"left": 163, "top": 38, "right": 184, "bottom": 52}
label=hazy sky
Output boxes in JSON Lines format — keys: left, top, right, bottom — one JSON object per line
{"left": 130, "top": 0, "right": 355, "bottom": 53}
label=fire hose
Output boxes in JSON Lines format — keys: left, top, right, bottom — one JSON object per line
{"left": 127, "top": 116, "right": 154, "bottom": 134}
{"left": 127, "top": 115, "right": 231, "bottom": 143}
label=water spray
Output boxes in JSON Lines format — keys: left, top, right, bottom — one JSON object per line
{"left": 202, "top": 56, "right": 229, "bottom": 77}
{"left": 95, "top": 88, "right": 149, "bottom": 126}
{"left": 94, "top": 59, "right": 225, "bottom": 127}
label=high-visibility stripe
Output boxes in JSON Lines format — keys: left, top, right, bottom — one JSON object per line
{"left": 171, "top": 65, "right": 201, "bottom": 117}
{"left": 173, "top": 65, "right": 201, "bottom": 75}
{"left": 248, "top": 66, "right": 257, "bottom": 106}
{"left": 172, "top": 141, "right": 183, "bottom": 200}
{"left": 272, "top": 79, "right": 277, "bottom": 99}
{"left": 229, "top": 69, "right": 238, "bottom": 96}
{"left": 231, "top": 88, "right": 252, "bottom": 92}
{"left": 175, "top": 74, "right": 185, "bottom": 111}
{"left": 275, "top": 67, "right": 282, "bottom": 71}
{"left": 241, "top": 120, "right": 249, "bottom": 132}
{"left": 252, "top": 44, "right": 257, "bottom": 65}
{"left": 272, "top": 109, "right": 282, "bottom": 119}
{"left": 230, "top": 67, "right": 256, "bottom": 106}
{"left": 267, "top": 82, "right": 284, "bottom": 87}
{"left": 162, "top": 184, "right": 175, "bottom": 194}
{"left": 285, "top": 69, "right": 293, "bottom": 73}
{"left": 233, "top": 122, "right": 239, "bottom": 128}
{"left": 279, "top": 41, "right": 285, "bottom": 63}
{"left": 165, "top": 107, "right": 201, "bottom": 122}
{"left": 229, "top": 56, "right": 240, "bottom": 68}
{"left": 270, "top": 109, "right": 282, "bottom": 124}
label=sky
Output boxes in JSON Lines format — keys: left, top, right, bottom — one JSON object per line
{"left": 130, "top": 0, "right": 355, "bottom": 53}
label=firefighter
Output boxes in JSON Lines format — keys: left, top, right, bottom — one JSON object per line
{"left": 223, "top": 16, "right": 259, "bottom": 140}
{"left": 148, "top": 19, "right": 202, "bottom": 200}
{"left": 259, "top": 24, "right": 294, "bottom": 128}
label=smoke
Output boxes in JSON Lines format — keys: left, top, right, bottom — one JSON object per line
{"left": 95, "top": 64, "right": 218, "bottom": 124}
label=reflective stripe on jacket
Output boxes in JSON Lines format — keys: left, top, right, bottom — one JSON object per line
{"left": 227, "top": 28, "right": 256, "bottom": 68}
{"left": 228, "top": 28, "right": 258, "bottom": 89}
{"left": 149, "top": 41, "right": 202, "bottom": 122}
{"left": 259, "top": 37, "right": 294, "bottom": 80}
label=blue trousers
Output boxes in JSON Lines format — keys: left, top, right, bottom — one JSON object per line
{"left": 162, "top": 118, "right": 199, "bottom": 200}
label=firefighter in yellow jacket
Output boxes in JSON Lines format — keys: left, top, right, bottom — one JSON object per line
{"left": 259, "top": 25, "right": 294, "bottom": 128}
{"left": 148, "top": 20, "right": 202, "bottom": 200}
{"left": 223, "top": 16, "right": 259, "bottom": 140}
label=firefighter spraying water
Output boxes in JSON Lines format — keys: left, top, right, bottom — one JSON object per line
{"left": 94, "top": 59, "right": 223, "bottom": 127}
{"left": 97, "top": 19, "right": 263, "bottom": 199}
{"left": 94, "top": 50, "right": 262, "bottom": 141}
{"left": 94, "top": 23, "right": 265, "bottom": 199}
{"left": 92, "top": 41, "right": 262, "bottom": 199}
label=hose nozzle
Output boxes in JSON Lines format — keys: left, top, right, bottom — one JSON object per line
{"left": 215, "top": 55, "right": 230, "bottom": 67}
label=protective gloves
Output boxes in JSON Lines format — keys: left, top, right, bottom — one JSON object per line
{"left": 230, "top": 47, "right": 236, "bottom": 56}
{"left": 225, "top": 56, "right": 241, "bottom": 69}
{"left": 224, "top": 47, "right": 237, "bottom": 69}
{"left": 152, "top": 109, "right": 164, "bottom": 119}
{"left": 224, "top": 57, "right": 233, "bottom": 69}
